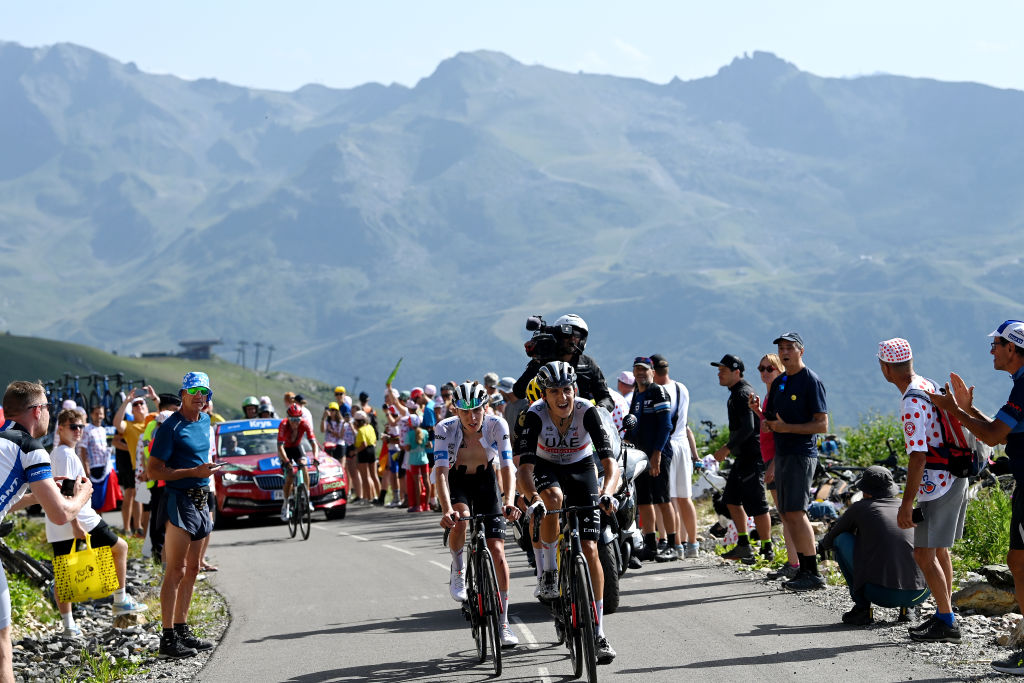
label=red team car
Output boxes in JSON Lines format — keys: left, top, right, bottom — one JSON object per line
{"left": 212, "top": 418, "right": 348, "bottom": 526}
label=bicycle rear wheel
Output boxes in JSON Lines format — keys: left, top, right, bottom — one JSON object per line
{"left": 299, "top": 485, "right": 311, "bottom": 540}
{"left": 573, "top": 555, "right": 598, "bottom": 683}
{"left": 481, "top": 547, "right": 503, "bottom": 676}
{"left": 287, "top": 491, "right": 298, "bottom": 538}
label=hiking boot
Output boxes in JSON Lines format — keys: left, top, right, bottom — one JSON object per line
{"left": 782, "top": 570, "right": 826, "bottom": 592}
{"left": 992, "top": 650, "right": 1024, "bottom": 675}
{"left": 760, "top": 545, "right": 775, "bottom": 562}
{"left": 595, "top": 636, "right": 616, "bottom": 664}
{"left": 159, "top": 632, "right": 198, "bottom": 659}
{"left": 767, "top": 563, "right": 799, "bottom": 580}
{"left": 175, "top": 624, "right": 213, "bottom": 651}
{"left": 842, "top": 604, "right": 874, "bottom": 626}
{"left": 909, "top": 618, "right": 961, "bottom": 643}
{"left": 654, "top": 546, "right": 678, "bottom": 562}
{"left": 721, "top": 544, "right": 755, "bottom": 562}
{"left": 684, "top": 543, "right": 700, "bottom": 559}
{"left": 499, "top": 623, "right": 519, "bottom": 648}
{"left": 449, "top": 565, "right": 468, "bottom": 602}
{"left": 539, "top": 570, "right": 560, "bottom": 600}
{"left": 908, "top": 616, "right": 938, "bottom": 636}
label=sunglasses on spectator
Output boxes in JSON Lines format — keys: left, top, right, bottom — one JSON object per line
{"left": 68, "top": 424, "right": 85, "bottom": 431}
{"left": 991, "top": 339, "right": 1009, "bottom": 350}
{"left": 758, "top": 366, "right": 777, "bottom": 373}
{"left": 185, "top": 387, "right": 209, "bottom": 396}
{"left": 29, "top": 403, "right": 50, "bottom": 411}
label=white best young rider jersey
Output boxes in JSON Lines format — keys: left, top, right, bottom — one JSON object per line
{"left": 525, "top": 397, "right": 598, "bottom": 465}
{"left": 432, "top": 414, "right": 513, "bottom": 470}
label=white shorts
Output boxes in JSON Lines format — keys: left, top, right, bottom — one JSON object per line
{"left": 669, "top": 439, "right": 693, "bottom": 499}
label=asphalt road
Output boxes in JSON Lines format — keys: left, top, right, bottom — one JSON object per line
{"left": 197, "top": 505, "right": 952, "bottom": 683}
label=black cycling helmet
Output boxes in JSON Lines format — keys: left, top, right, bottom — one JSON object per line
{"left": 536, "top": 361, "right": 576, "bottom": 390}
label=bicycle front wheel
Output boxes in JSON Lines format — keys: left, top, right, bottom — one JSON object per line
{"left": 481, "top": 547, "right": 503, "bottom": 676}
{"left": 563, "top": 550, "right": 583, "bottom": 678}
{"left": 287, "top": 492, "right": 298, "bottom": 538}
{"left": 299, "top": 485, "right": 312, "bottom": 540}
{"left": 573, "top": 555, "right": 598, "bottom": 683}
{"left": 467, "top": 558, "right": 486, "bottom": 664}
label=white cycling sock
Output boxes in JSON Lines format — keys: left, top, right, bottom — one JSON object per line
{"left": 542, "top": 542, "right": 558, "bottom": 572}
{"left": 500, "top": 590, "right": 509, "bottom": 625}
{"left": 61, "top": 611, "right": 75, "bottom": 629}
{"left": 535, "top": 546, "right": 545, "bottom": 578}
{"left": 595, "top": 599, "right": 605, "bottom": 637}
{"left": 113, "top": 588, "right": 126, "bottom": 603}
{"left": 451, "top": 548, "right": 465, "bottom": 572}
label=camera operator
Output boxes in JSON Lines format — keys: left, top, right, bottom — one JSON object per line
{"left": 512, "top": 314, "right": 613, "bottom": 412}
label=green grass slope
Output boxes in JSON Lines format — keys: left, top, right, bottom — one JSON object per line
{"left": 0, "top": 333, "right": 336, "bottom": 419}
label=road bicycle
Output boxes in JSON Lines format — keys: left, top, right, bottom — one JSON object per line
{"left": 534, "top": 504, "right": 601, "bottom": 683}
{"left": 86, "top": 374, "right": 116, "bottom": 418}
{"left": 285, "top": 457, "right": 313, "bottom": 540}
{"left": 443, "top": 512, "right": 505, "bottom": 676}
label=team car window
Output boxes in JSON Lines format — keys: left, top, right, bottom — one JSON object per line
{"left": 220, "top": 429, "right": 310, "bottom": 456}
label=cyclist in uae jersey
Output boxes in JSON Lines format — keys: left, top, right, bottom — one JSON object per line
{"left": 278, "top": 403, "right": 320, "bottom": 520}
{"left": 514, "top": 361, "right": 619, "bottom": 665}
{"left": 436, "top": 382, "right": 521, "bottom": 648}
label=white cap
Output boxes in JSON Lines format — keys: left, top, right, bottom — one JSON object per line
{"left": 617, "top": 370, "right": 635, "bottom": 386}
{"left": 990, "top": 320, "right": 1024, "bottom": 347}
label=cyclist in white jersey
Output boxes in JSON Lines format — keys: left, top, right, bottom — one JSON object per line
{"left": 436, "top": 382, "right": 521, "bottom": 648}
{"left": 515, "top": 361, "right": 619, "bottom": 664}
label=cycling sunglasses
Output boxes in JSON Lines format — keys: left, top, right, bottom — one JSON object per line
{"left": 453, "top": 398, "right": 487, "bottom": 410}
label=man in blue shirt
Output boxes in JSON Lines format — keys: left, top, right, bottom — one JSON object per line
{"left": 929, "top": 320, "right": 1024, "bottom": 675}
{"left": 759, "top": 332, "right": 828, "bottom": 591}
{"left": 148, "top": 372, "right": 221, "bottom": 659}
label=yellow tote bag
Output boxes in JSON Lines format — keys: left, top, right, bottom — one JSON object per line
{"left": 53, "top": 533, "right": 120, "bottom": 603}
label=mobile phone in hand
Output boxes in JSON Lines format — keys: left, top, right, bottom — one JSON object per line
{"left": 912, "top": 507, "right": 924, "bottom": 523}
{"left": 60, "top": 479, "right": 75, "bottom": 496}
{"left": 133, "top": 388, "right": 147, "bottom": 398}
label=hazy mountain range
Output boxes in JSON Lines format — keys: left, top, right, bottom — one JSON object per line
{"left": 1, "top": 40, "right": 1021, "bottom": 427}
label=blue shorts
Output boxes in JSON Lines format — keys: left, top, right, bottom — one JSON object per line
{"left": 166, "top": 487, "right": 213, "bottom": 541}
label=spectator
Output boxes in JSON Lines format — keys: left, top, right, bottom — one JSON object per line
{"left": 616, "top": 371, "right": 635, "bottom": 404}
{"left": 358, "top": 392, "right": 379, "bottom": 437}
{"left": 483, "top": 372, "right": 501, "bottom": 401}
{"left": 241, "top": 396, "right": 260, "bottom": 419}
{"left": 148, "top": 372, "right": 220, "bottom": 658}
{"left": 928, "top": 320, "right": 1024, "bottom": 674}
{"left": 627, "top": 356, "right": 678, "bottom": 563}
{"left": 878, "top": 337, "right": 967, "bottom": 643}
{"left": 321, "top": 402, "right": 345, "bottom": 460}
{"left": 758, "top": 332, "right": 828, "bottom": 592}
{"left": 817, "top": 466, "right": 929, "bottom": 626}
{"left": 711, "top": 354, "right": 772, "bottom": 563}
{"left": 652, "top": 354, "right": 701, "bottom": 559}
{"left": 334, "top": 385, "right": 353, "bottom": 410}
{"left": 404, "top": 415, "right": 430, "bottom": 512}
{"left": 1, "top": 381, "right": 93, "bottom": 679}
{"left": 138, "top": 393, "right": 181, "bottom": 563}
{"left": 78, "top": 404, "right": 110, "bottom": 481}
{"left": 353, "top": 410, "right": 379, "bottom": 503}
{"left": 749, "top": 353, "right": 801, "bottom": 579}
{"left": 113, "top": 388, "right": 158, "bottom": 537}
{"left": 47, "top": 408, "right": 148, "bottom": 637}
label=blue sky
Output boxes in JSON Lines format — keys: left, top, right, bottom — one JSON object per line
{"left": 3, "top": 1, "right": 1021, "bottom": 92}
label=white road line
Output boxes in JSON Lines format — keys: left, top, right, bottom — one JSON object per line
{"left": 337, "top": 530, "right": 349, "bottom": 536}
{"left": 383, "top": 544, "right": 415, "bottom": 556}
{"left": 511, "top": 616, "right": 539, "bottom": 650}
{"left": 537, "top": 666, "right": 553, "bottom": 683}
{"left": 430, "top": 560, "right": 449, "bottom": 571}
{"left": 350, "top": 534, "right": 369, "bottom": 541}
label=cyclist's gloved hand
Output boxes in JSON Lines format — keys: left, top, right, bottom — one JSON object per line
{"left": 599, "top": 494, "right": 617, "bottom": 513}
{"left": 503, "top": 504, "right": 520, "bottom": 521}
{"left": 528, "top": 499, "right": 546, "bottom": 520}
{"left": 441, "top": 511, "right": 459, "bottom": 529}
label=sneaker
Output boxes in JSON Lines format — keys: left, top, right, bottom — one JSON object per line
{"left": 159, "top": 632, "right": 198, "bottom": 659}
{"left": 992, "top": 650, "right": 1024, "bottom": 675}
{"left": 657, "top": 538, "right": 668, "bottom": 553}
{"left": 760, "top": 545, "right": 775, "bottom": 562}
{"left": 112, "top": 595, "right": 148, "bottom": 616}
{"left": 499, "top": 623, "right": 519, "bottom": 648}
{"left": 908, "top": 616, "right": 938, "bottom": 636}
{"left": 595, "top": 636, "right": 616, "bottom": 665}
{"left": 540, "top": 570, "right": 560, "bottom": 600}
{"left": 308, "top": 501, "right": 315, "bottom": 512}
{"left": 533, "top": 576, "right": 543, "bottom": 599}
{"left": 62, "top": 624, "right": 84, "bottom": 640}
{"left": 842, "top": 604, "right": 874, "bottom": 626}
{"left": 782, "top": 570, "right": 826, "bottom": 592}
{"left": 684, "top": 543, "right": 700, "bottom": 559}
{"left": 280, "top": 502, "right": 290, "bottom": 521}
{"left": 767, "top": 563, "right": 800, "bottom": 580}
{"left": 654, "top": 547, "right": 678, "bottom": 562}
{"left": 721, "top": 544, "right": 755, "bottom": 562}
{"left": 628, "top": 555, "right": 643, "bottom": 569}
{"left": 449, "top": 565, "right": 468, "bottom": 602}
{"left": 674, "top": 544, "right": 685, "bottom": 559}
{"left": 909, "top": 618, "right": 961, "bottom": 643}
{"left": 175, "top": 624, "right": 213, "bottom": 651}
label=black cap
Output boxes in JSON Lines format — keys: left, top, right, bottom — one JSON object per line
{"left": 158, "top": 392, "right": 182, "bottom": 408}
{"left": 293, "top": 394, "right": 305, "bottom": 403}
{"left": 358, "top": 391, "right": 370, "bottom": 402}
{"left": 772, "top": 331, "right": 804, "bottom": 347}
{"left": 856, "top": 466, "right": 899, "bottom": 499}
{"left": 711, "top": 354, "right": 744, "bottom": 372}
{"left": 650, "top": 354, "right": 669, "bottom": 370}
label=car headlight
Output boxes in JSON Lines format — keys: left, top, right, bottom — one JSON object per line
{"left": 318, "top": 466, "right": 343, "bottom": 478}
{"left": 221, "top": 472, "right": 252, "bottom": 486}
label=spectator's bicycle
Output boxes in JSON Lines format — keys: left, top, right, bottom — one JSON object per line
{"left": 443, "top": 512, "right": 505, "bottom": 676}
{"left": 285, "top": 457, "right": 313, "bottom": 540}
{"left": 86, "top": 374, "right": 116, "bottom": 417}
{"left": 534, "top": 504, "right": 600, "bottom": 683}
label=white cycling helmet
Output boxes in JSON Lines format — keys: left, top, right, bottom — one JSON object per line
{"left": 554, "top": 313, "right": 588, "bottom": 337}
{"left": 536, "top": 361, "right": 577, "bottom": 389}
{"left": 452, "top": 382, "right": 489, "bottom": 410}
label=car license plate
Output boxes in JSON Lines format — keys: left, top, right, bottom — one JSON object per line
{"left": 271, "top": 490, "right": 284, "bottom": 500}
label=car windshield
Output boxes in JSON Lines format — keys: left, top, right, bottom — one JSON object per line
{"left": 219, "top": 428, "right": 309, "bottom": 457}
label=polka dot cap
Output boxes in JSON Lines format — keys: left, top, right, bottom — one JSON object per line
{"left": 878, "top": 337, "right": 913, "bottom": 363}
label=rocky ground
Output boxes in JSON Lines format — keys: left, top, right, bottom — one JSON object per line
{"left": 11, "top": 559, "right": 228, "bottom": 682}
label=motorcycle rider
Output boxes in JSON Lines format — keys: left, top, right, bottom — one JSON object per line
{"left": 513, "top": 314, "right": 614, "bottom": 412}
{"left": 241, "top": 396, "right": 260, "bottom": 419}
{"left": 515, "top": 361, "right": 620, "bottom": 664}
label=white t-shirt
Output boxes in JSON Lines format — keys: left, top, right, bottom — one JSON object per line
{"left": 901, "top": 375, "right": 953, "bottom": 502}
{"left": 45, "top": 445, "right": 103, "bottom": 542}
{"left": 664, "top": 380, "right": 692, "bottom": 459}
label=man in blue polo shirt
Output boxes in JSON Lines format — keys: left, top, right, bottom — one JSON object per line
{"left": 759, "top": 332, "right": 828, "bottom": 591}
{"left": 929, "top": 320, "right": 1024, "bottom": 675}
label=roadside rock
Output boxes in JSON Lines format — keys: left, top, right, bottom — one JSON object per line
{"left": 979, "top": 564, "right": 1016, "bottom": 590}
{"left": 953, "top": 581, "right": 1019, "bottom": 616}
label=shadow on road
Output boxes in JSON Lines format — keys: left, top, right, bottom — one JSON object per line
{"left": 243, "top": 609, "right": 470, "bottom": 643}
